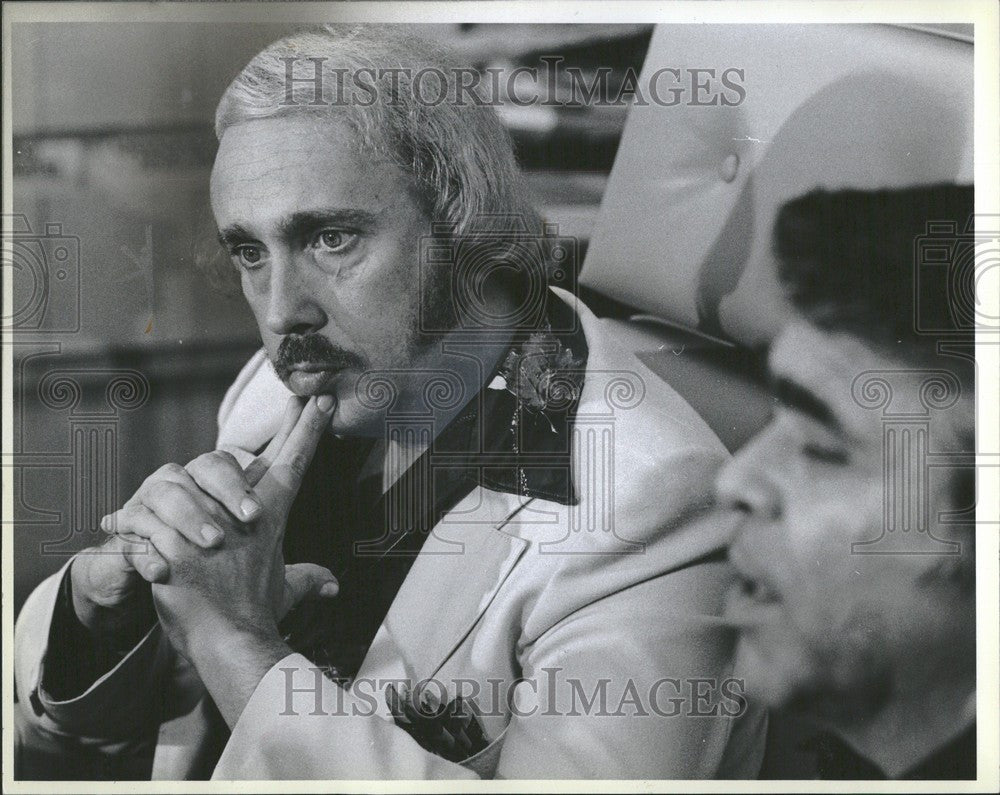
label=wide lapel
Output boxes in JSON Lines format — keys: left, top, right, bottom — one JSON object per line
{"left": 358, "top": 486, "right": 529, "bottom": 684}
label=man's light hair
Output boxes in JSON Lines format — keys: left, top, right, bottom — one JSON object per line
{"left": 215, "top": 25, "right": 543, "bottom": 242}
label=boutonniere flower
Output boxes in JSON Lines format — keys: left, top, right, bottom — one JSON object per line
{"left": 492, "top": 329, "right": 584, "bottom": 426}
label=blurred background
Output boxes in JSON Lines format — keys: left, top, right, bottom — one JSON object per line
{"left": 9, "top": 22, "right": 652, "bottom": 612}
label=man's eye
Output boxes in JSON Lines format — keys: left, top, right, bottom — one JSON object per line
{"left": 231, "top": 245, "right": 265, "bottom": 270}
{"left": 313, "top": 230, "right": 357, "bottom": 253}
{"left": 802, "top": 443, "right": 849, "bottom": 465}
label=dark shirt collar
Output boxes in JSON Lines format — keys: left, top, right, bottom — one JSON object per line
{"left": 426, "top": 289, "right": 588, "bottom": 507}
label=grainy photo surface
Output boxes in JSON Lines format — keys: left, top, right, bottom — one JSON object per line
{"left": 2, "top": 2, "right": 998, "bottom": 791}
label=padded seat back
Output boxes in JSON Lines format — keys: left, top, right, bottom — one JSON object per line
{"left": 580, "top": 23, "right": 973, "bottom": 448}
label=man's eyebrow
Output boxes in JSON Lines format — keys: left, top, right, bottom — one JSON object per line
{"left": 217, "top": 223, "right": 254, "bottom": 248}
{"left": 216, "top": 209, "right": 380, "bottom": 249}
{"left": 771, "top": 374, "right": 843, "bottom": 433}
{"left": 276, "top": 209, "right": 379, "bottom": 243}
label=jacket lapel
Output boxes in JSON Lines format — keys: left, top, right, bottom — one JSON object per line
{"left": 359, "top": 487, "right": 529, "bottom": 683}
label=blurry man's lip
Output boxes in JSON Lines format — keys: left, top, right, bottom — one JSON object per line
{"left": 724, "top": 579, "right": 783, "bottom": 627}
{"left": 733, "top": 572, "right": 782, "bottom": 605}
{"left": 725, "top": 547, "right": 782, "bottom": 624}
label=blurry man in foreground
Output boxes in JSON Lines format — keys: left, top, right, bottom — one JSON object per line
{"left": 718, "top": 184, "right": 976, "bottom": 779}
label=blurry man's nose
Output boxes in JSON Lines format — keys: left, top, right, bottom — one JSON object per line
{"left": 714, "top": 437, "right": 781, "bottom": 521}
{"left": 265, "top": 260, "right": 326, "bottom": 337}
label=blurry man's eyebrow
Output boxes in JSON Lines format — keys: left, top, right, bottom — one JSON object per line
{"left": 771, "top": 374, "right": 843, "bottom": 433}
{"left": 217, "top": 209, "right": 380, "bottom": 248}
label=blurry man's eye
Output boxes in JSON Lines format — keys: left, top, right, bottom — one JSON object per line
{"left": 801, "top": 443, "right": 850, "bottom": 465}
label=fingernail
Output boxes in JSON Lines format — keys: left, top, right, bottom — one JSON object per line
{"left": 319, "top": 581, "right": 339, "bottom": 597}
{"left": 99, "top": 516, "right": 109, "bottom": 532}
{"left": 240, "top": 496, "right": 261, "bottom": 519}
{"left": 317, "top": 394, "right": 335, "bottom": 413}
{"left": 201, "top": 524, "right": 224, "bottom": 546}
{"left": 148, "top": 562, "right": 168, "bottom": 581}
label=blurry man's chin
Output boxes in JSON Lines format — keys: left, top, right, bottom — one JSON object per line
{"left": 735, "top": 633, "right": 811, "bottom": 712}
{"left": 736, "top": 635, "right": 872, "bottom": 723}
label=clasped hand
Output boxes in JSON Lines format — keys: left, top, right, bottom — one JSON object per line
{"left": 98, "top": 395, "right": 338, "bottom": 659}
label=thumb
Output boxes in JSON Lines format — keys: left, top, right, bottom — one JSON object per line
{"left": 281, "top": 562, "right": 339, "bottom": 618}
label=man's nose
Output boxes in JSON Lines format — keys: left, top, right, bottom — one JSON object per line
{"left": 265, "top": 258, "right": 327, "bottom": 337}
{"left": 714, "top": 435, "right": 781, "bottom": 522}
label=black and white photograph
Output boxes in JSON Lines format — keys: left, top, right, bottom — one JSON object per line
{"left": 2, "top": 0, "right": 998, "bottom": 788}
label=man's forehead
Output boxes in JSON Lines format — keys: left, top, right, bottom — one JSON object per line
{"left": 767, "top": 321, "right": 906, "bottom": 437}
{"left": 212, "top": 117, "right": 355, "bottom": 187}
{"left": 768, "top": 320, "right": 971, "bottom": 431}
{"left": 769, "top": 321, "right": 890, "bottom": 394}
{"left": 210, "top": 115, "right": 413, "bottom": 225}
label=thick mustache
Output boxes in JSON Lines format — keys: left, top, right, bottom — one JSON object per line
{"left": 273, "top": 335, "right": 364, "bottom": 381}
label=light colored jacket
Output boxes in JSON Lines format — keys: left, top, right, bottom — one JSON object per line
{"left": 15, "top": 289, "right": 765, "bottom": 779}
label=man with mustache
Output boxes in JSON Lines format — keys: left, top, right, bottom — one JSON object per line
{"left": 272, "top": 335, "right": 366, "bottom": 386}
{"left": 717, "top": 184, "right": 976, "bottom": 779}
{"left": 15, "top": 26, "right": 764, "bottom": 779}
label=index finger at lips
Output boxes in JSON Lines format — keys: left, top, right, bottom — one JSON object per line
{"left": 245, "top": 396, "right": 306, "bottom": 486}
{"left": 258, "top": 395, "right": 335, "bottom": 514}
